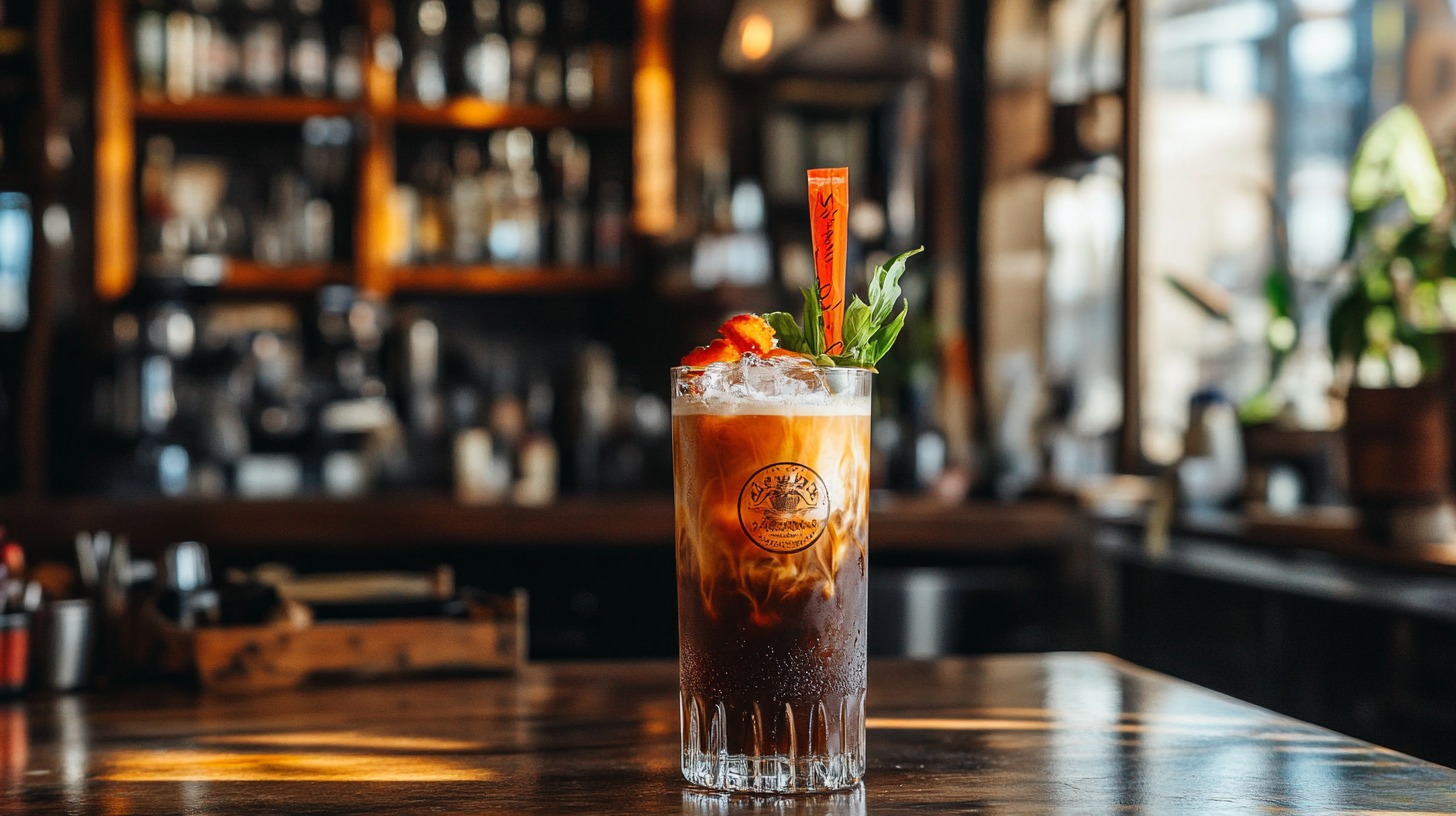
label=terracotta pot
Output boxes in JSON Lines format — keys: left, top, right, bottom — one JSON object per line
{"left": 1344, "top": 385, "right": 1449, "bottom": 500}
{"left": 1344, "top": 385, "right": 1450, "bottom": 543}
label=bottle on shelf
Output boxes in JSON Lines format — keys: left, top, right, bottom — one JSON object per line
{"left": 202, "top": 0, "right": 242, "bottom": 95}
{"left": 505, "top": 127, "right": 542, "bottom": 264}
{"left": 332, "top": 26, "right": 365, "bottom": 100}
{"left": 135, "top": 0, "right": 168, "bottom": 99}
{"left": 463, "top": 0, "right": 511, "bottom": 103}
{"left": 189, "top": 0, "right": 236, "bottom": 97}
{"left": 407, "top": 0, "right": 449, "bottom": 104}
{"left": 562, "top": 0, "right": 593, "bottom": 110}
{"left": 450, "top": 139, "right": 486, "bottom": 263}
{"left": 482, "top": 130, "right": 515, "bottom": 263}
{"left": 508, "top": 0, "right": 545, "bottom": 104}
{"left": 240, "top": 0, "right": 287, "bottom": 95}
{"left": 513, "top": 371, "right": 559, "bottom": 506}
{"left": 165, "top": 5, "right": 198, "bottom": 101}
{"left": 411, "top": 142, "right": 453, "bottom": 263}
{"left": 287, "top": 0, "right": 330, "bottom": 98}
{"left": 531, "top": 2, "right": 563, "bottom": 108}
{"left": 547, "top": 128, "right": 589, "bottom": 267}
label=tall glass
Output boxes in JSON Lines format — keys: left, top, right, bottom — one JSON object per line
{"left": 672, "top": 364, "right": 871, "bottom": 793}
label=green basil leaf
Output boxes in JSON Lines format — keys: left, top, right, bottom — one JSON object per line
{"left": 762, "top": 311, "right": 807, "bottom": 354}
{"left": 869, "top": 247, "right": 922, "bottom": 327}
{"left": 801, "top": 287, "right": 825, "bottom": 357}
{"left": 865, "top": 300, "right": 908, "bottom": 365}
{"left": 843, "top": 296, "right": 873, "bottom": 351}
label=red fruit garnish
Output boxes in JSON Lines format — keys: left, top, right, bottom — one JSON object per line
{"left": 718, "top": 314, "right": 776, "bottom": 356}
{"left": 681, "top": 338, "right": 742, "bottom": 367}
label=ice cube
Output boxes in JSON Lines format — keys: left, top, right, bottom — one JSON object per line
{"left": 742, "top": 353, "right": 829, "bottom": 400}
{"left": 682, "top": 353, "right": 833, "bottom": 407}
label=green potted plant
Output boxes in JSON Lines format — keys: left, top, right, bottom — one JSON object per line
{"left": 1329, "top": 104, "right": 1456, "bottom": 544}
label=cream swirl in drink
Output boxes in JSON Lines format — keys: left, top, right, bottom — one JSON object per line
{"left": 673, "top": 354, "right": 870, "bottom": 793}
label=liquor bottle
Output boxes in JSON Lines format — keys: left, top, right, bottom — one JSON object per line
{"left": 548, "top": 129, "right": 589, "bottom": 266}
{"left": 332, "top": 27, "right": 365, "bottom": 100}
{"left": 463, "top": 0, "right": 511, "bottom": 103}
{"left": 562, "top": 0, "right": 592, "bottom": 109}
{"left": 412, "top": 142, "right": 453, "bottom": 263}
{"left": 182, "top": 0, "right": 216, "bottom": 96}
{"left": 450, "top": 140, "right": 486, "bottom": 263}
{"left": 408, "top": 0, "right": 449, "bottom": 104}
{"left": 531, "top": 2, "right": 563, "bottom": 107}
{"left": 288, "top": 0, "right": 329, "bottom": 98}
{"left": 196, "top": 0, "right": 240, "bottom": 95}
{"left": 241, "top": 0, "right": 286, "bottom": 95}
{"left": 505, "top": 128, "right": 541, "bottom": 264}
{"left": 508, "top": 0, "right": 544, "bottom": 104}
{"left": 484, "top": 131, "right": 517, "bottom": 262}
{"left": 139, "top": 135, "right": 176, "bottom": 258}
{"left": 135, "top": 0, "right": 168, "bottom": 98}
{"left": 165, "top": 6, "right": 197, "bottom": 100}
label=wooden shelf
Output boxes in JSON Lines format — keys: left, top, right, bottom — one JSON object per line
{"left": 0, "top": 495, "right": 1074, "bottom": 559}
{"left": 391, "top": 264, "right": 629, "bottom": 294}
{"left": 391, "top": 98, "right": 630, "bottom": 131}
{"left": 134, "top": 95, "right": 358, "bottom": 124}
{"left": 224, "top": 259, "right": 352, "bottom": 291}
{"left": 96, "top": 0, "right": 672, "bottom": 301}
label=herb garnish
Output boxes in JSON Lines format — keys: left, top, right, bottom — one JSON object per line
{"left": 761, "top": 247, "right": 922, "bottom": 368}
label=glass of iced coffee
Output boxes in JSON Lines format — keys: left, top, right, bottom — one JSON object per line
{"left": 671, "top": 164, "right": 918, "bottom": 792}
{"left": 672, "top": 355, "right": 871, "bottom": 793}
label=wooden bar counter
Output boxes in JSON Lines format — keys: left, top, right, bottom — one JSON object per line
{"left": 5, "top": 653, "right": 1454, "bottom": 813}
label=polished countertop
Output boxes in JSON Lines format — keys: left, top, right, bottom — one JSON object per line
{"left": 4, "top": 653, "right": 1454, "bottom": 814}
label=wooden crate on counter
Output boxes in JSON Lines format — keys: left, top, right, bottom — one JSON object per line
{"left": 188, "top": 590, "right": 526, "bottom": 695}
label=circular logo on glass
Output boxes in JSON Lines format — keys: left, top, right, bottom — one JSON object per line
{"left": 737, "top": 462, "right": 831, "bottom": 554}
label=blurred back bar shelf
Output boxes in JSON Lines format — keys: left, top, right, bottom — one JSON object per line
{"left": 391, "top": 98, "right": 629, "bottom": 130}
{"left": 55, "top": 0, "right": 672, "bottom": 508}
{"left": 0, "top": 495, "right": 1075, "bottom": 557}
{"left": 96, "top": 0, "right": 649, "bottom": 297}
{"left": 133, "top": 95, "right": 360, "bottom": 124}
{"left": 390, "top": 264, "right": 627, "bottom": 293}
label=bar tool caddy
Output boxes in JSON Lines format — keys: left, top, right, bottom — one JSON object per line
{"left": 73, "top": 534, "right": 524, "bottom": 695}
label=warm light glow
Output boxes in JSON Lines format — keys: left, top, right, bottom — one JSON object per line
{"left": 200, "top": 731, "right": 486, "bottom": 752}
{"left": 739, "top": 13, "right": 774, "bottom": 61}
{"left": 634, "top": 0, "right": 676, "bottom": 235}
{"left": 867, "top": 717, "right": 1055, "bottom": 731}
{"left": 102, "top": 749, "right": 496, "bottom": 782}
{"left": 865, "top": 716, "right": 1319, "bottom": 737}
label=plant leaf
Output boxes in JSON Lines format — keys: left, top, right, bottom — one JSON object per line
{"left": 757, "top": 247, "right": 922, "bottom": 369}
{"left": 863, "top": 300, "right": 908, "bottom": 366}
{"left": 842, "top": 296, "right": 873, "bottom": 352}
{"left": 800, "top": 287, "right": 825, "bottom": 357}
{"left": 762, "top": 311, "right": 807, "bottom": 354}
{"left": 869, "top": 247, "right": 922, "bottom": 327}
{"left": 1349, "top": 104, "right": 1447, "bottom": 222}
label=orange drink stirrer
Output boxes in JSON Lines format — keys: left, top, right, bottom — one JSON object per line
{"left": 807, "top": 167, "right": 848, "bottom": 355}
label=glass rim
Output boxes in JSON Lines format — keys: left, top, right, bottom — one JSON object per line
{"left": 670, "top": 364, "right": 874, "bottom": 377}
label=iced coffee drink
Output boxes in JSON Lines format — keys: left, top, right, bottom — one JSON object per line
{"left": 671, "top": 166, "right": 920, "bottom": 792}
{"left": 672, "top": 356, "right": 871, "bottom": 793}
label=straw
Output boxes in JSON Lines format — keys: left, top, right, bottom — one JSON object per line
{"left": 807, "top": 167, "right": 849, "bottom": 355}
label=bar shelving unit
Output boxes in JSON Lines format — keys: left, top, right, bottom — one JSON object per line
{"left": 93, "top": 0, "right": 673, "bottom": 299}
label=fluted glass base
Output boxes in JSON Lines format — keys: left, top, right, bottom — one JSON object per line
{"left": 680, "top": 691, "right": 865, "bottom": 793}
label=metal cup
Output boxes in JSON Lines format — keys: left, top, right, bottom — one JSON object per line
{"left": 36, "top": 600, "right": 94, "bottom": 692}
